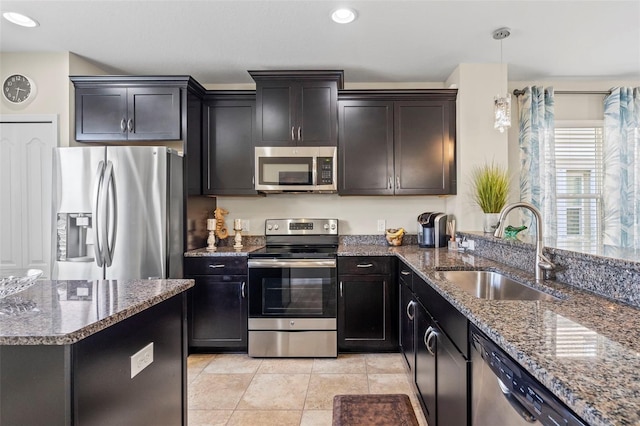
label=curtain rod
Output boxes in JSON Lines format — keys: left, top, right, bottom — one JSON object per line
{"left": 513, "top": 89, "right": 611, "bottom": 97}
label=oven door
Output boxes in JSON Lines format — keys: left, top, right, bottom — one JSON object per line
{"left": 247, "top": 258, "right": 336, "bottom": 318}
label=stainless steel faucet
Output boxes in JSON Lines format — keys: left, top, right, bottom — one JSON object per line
{"left": 493, "top": 202, "right": 555, "bottom": 282}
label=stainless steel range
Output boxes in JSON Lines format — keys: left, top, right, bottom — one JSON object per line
{"left": 247, "top": 218, "right": 338, "bottom": 358}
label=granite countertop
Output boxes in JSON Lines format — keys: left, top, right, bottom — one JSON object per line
{"left": 339, "top": 244, "right": 639, "bottom": 426}
{"left": 0, "top": 279, "right": 193, "bottom": 346}
{"left": 184, "top": 246, "right": 263, "bottom": 257}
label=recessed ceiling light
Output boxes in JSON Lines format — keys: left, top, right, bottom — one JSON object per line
{"left": 331, "top": 8, "right": 357, "bottom": 24}
{"left": 2, "top": 12, "right": 39, "bottom": 28}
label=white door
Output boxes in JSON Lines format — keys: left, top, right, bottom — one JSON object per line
{"left": 0, "top": 116, "right": 57, "bottom": 278}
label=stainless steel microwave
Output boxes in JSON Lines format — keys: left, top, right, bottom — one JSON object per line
{"left": 254, "top": 146, "right": 337, "bottom": 193}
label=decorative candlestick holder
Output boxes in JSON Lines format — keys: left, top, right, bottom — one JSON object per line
{"left": 206, "top": 218, "right": 217, "bottom": 252}
{"left": 233, "top": 225, "right": 243, "bottom": 250}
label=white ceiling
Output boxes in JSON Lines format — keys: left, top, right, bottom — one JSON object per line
{"left": 1, "top": 0, "right": 639, "bottom": 85}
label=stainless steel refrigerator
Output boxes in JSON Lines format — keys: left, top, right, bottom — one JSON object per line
{"left": 52, "top": 146, "right": 183, "bottom": 280}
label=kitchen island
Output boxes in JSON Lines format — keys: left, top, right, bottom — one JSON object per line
{"left": 0, "top": 278, "right": 193, "bottom": 426}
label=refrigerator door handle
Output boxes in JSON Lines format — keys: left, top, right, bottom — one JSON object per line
{"left": 93, "top": 161, "right": 105, "bottom": 267}
{"left": 102, "top": 161, "right": 118, "bottom": 267}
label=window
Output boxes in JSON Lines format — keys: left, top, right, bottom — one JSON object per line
{"left": 554, "top": 122, "right": 604, "bottom": 252}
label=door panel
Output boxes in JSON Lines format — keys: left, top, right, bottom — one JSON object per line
{"left": 0, "top": 120, "right": 55, "bottom": 277}
{"left": 415, "top": 303, "right": 437, "bottom": 425}
{"left": 127, "top": 87, "right": 180, "bottom": 140}
{"left": 299, "top": 82, "right": 336, "bottom": 146}
{"left": 75, "top": 88, "right": 128, "bottom": 141}
{"left": 338, "top": 101, "right": 394, "bottom": 194}
{"left": 105, "top": 147, "right": 166, "bottom": 279}
{"left": 256, "top": 83, "right": 294, "bottom": 146}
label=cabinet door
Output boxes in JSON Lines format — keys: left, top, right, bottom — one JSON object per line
{"left": 338, "top": 100, "right": 394, "bottom": 195}
{"left": 437, "top": 330, "right": 469, "bottom": 426}
{"left": 188, "top": 275, "right": 248, "bottom": 350}
{"left": 75, "top": 87, "right": 128, "bottom": 141}
{"left": 394, "top": 100, "right": 454, "bottom": 195}
{"left": 255, "top": 81, "right": 295, "bottom": 146}
{"left": 298, "top": 80, "right": 338, "bottom": 146}
{"left": 204, "top": 98, "right": 257, "bottom": 195}
{"left": 338, "top": 275, "right": 396, "bottom": 351}
{"left": 399, "top": 282, "right": 416, "bottom": 375}
{"left": 127, "top": 87, "right": 181, "bottom": 140}
{"left": 415, "top": 303, "right": 437, "bottom": 425}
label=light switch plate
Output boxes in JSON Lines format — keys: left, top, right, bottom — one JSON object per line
{"left": 377, "top": 219, "right": 386, "bottom": 232}
{"left": 130, "top": 342, "right": 154, "bottom": 378}
{"left": 241, "top": 219, "right": 250, "bottom": 232}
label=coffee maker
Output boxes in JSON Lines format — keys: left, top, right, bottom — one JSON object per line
{"left": 417, "top": 212, "right": 448, "bottom": 248}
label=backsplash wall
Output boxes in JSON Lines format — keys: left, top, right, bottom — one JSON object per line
{"left": 216, "top": 194, "right": 449, "bottom": 235}
{"left": 460, "top": 231, "right": 640, "bottom": 308}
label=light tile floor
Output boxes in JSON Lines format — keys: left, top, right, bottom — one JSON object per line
{"left": 188, "top": 353, "right": 428, "bottom": 426}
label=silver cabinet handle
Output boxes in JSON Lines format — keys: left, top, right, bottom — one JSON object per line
{"left": 424, "top": 326, "right": 432, "bottom": 349}
{"left": 401, "top": 270, "right": 411, "bottom": 276}
{"left": 298, "top": 126, "right": 302, "bottom": 141}
{"left": 208, "top": 264, "right": 225, "bottom": 269}
{"left": 340, "top": 281, "right": 343, "bottom": 297}
{"left": 426, "top": 326, "right": 437, "bottom": 356}
{"left": 127, "top": 118, "right": 133, "bottom": 133}
{"left": 356, "top": 263, "right": 373, "bottom": 268}
{"left": 406, "top": 300, "right": 416, "bottom": 320}
{"left": 241, "top": 282, "right": 246, "bottom": 298}
{"left": 291, "top": 126, "right": 295, "bottom": 141}
{"left": 396, "top": 175, "right": 401, "bottom": 189}
{"left": 120, "top": 118, "right": 127, "bottom": 132}
{"left": 388, "top": 176, "right": 392, "bottom": 189}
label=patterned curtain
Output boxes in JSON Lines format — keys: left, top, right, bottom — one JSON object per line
{"left": 603, "top": 87, "right": 640, "bottom": 249}
{"left": 518, "top": 86, "right": 556, "bottom": 245}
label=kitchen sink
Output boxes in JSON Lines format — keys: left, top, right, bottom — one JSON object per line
{"left": 436, "top": 270, "right": 560, "bottom": 301}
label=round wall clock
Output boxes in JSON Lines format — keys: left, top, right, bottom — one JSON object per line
{"left": 2, "top": 74, "right": 36, "bottom": 105}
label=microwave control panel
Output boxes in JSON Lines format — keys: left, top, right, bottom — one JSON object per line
{"left": 318, "top": 157, "right": 334, "bottom": 184}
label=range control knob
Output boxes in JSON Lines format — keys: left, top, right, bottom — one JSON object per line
{"left": 324, "top": 224, "right": 330, "bottom": 230}
{"left": 267, "top": 224, "right": 273, "bottom": 231}
{"left": 330, "top": 223, "right": 337, "bottom": 230}
{"left": 274, "top": 224, "right": 279, "bottom": 230}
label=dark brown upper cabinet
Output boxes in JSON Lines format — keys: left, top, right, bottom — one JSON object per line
{"left": 249, "top": 71, "right": 344, "bottom": 147}
{"left": 202, "top": 91, "right": 258, "bottom": 196}
{"left": 70, "top": 76, "right": 204, "bottom": 143}
{"left": 338, "top": 90, "right": 457, "bottom": 196}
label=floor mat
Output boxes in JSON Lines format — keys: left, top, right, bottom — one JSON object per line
{"left": 332, "top": 393, "right": 419, "bottom": 426}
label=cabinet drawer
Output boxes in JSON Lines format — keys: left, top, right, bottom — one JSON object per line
{"left": 398, "top": 262, "right": 413, "bottom": 290}
{"left": 184, "top": 256, "right": 247, "bottom": 275}
{"left": 339, "top": 256, "right": 391, "bottom": 275}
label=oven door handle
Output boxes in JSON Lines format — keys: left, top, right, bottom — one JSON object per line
{"left": 248, "top": 258, "right": 336, "bottom": 268}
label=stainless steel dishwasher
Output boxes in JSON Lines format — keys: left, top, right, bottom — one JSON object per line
{"left": 470, "top": 325, "right": 586, "bottom": 426}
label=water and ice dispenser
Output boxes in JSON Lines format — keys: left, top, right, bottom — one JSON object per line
{"left": 56, "top": 213, "right": 94, "bottom": 261}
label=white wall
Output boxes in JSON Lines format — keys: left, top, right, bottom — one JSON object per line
{"left": 445, "top": 63, "right": 509, "bottom": 232}
{"left": 0, "top": 52, "right": 112, "bottom": 146}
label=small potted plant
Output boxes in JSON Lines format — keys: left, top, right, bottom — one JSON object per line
{"left": 470, "top": 162, "right": 510, "bottom": 233}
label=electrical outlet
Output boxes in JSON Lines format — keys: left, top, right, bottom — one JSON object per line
{"left": 241, "top": 220, "right": 250, "bottom": 232}
{"left": 130, "top": 342, "right": 154, "bottom": 378}
{"left": 377, "top": 219, "right": 386, "bottom": 232}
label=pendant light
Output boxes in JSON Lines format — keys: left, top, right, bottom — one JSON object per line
{"left": 493, "top": 27, "right": 511, "bottom": 133}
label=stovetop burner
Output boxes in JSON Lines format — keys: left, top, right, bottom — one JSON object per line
{"left": 249, "top": 245, "right": 337, "bottom": 259}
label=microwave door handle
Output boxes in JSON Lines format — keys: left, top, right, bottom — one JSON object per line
{"left": 312, "top": 155, "right": 318, "bottom": 185}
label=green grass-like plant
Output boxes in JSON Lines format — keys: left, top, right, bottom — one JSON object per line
{"left": 471, "top": 162, "right": 510, "bottom": 213}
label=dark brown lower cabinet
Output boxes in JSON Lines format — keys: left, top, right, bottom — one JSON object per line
{"left": 413, "top": 274, "right": 470, "bottom": 426}
{"left": 399, "top": 274, "right": 416, "bottom": 375}
{"left": 188, "top": 275, "right": 247, "bottom": 350}
{"left": 337, "top": 256, "right": 398, "bottom": 352}
{"left": 184, "top": 256, "right": 248, "bottom": 352}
